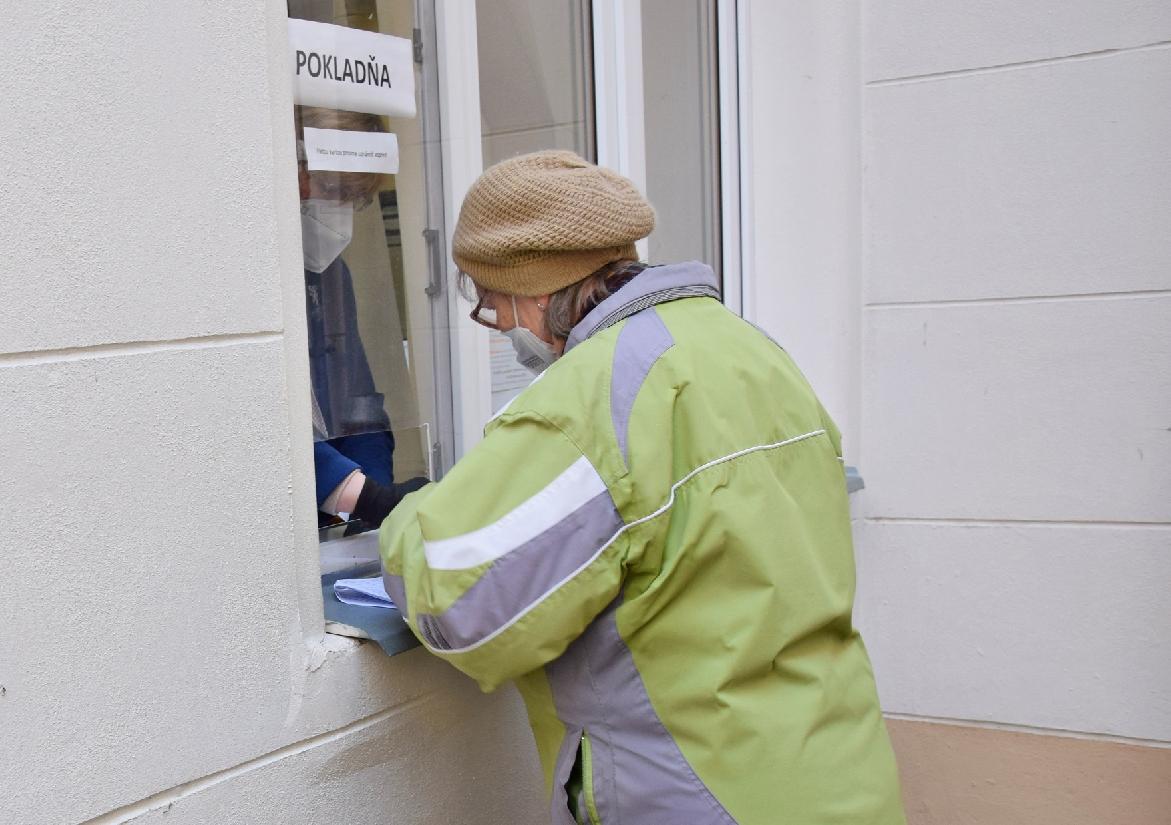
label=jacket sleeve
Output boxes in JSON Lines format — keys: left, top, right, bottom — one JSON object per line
{"left": 379, "top": 411, "right": 628, "bottom": 691}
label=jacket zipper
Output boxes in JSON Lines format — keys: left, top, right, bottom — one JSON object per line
{"left": 581, "top": 731, "right": 602, "bottom": 825}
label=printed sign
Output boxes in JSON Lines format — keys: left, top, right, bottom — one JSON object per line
{"left": 303, "top": 127, "right": 399, "bottom": 174}
{"left": 288, "top": 18, "right": 416, "bottom": 118}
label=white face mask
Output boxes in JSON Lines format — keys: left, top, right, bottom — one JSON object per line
{"left": 503, "top": 296, "right": 558, "bottom": 374}
{"left": 301, "top": 199, "right": 353, "bottom": 273}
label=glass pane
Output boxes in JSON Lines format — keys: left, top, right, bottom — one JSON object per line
{"left": 475, "top": 0, "right": 594, "bottom": 166}
{"left": 640, "top": 0, "right": 721, "bottom": 277}
{"left": 474, "top": 0, "right": 594, "bottom": 409}
{"left": 286, "top": 0, "right": 450, "bottom": 538}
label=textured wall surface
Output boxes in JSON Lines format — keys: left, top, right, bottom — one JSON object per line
{"left": 857, "top": 524, "right": 1171, "bottom": 740}
{"left": 852, "top": 3, "right": 1171, "bottom": 821}
{"left": 863, "top": 0, "right": 1171, "bottom": 80}
{"left": 865, "top": 48, "right": 1171, "bottom": 304}
{"left": 741, "top": 0, "right": 863, "bottom": 459}
{"left": 743, "top": 3, "right": 1171, "bottom": 822}
{"left": 126, "top": 669, "right": 543, "bottom": 825}
{"left": 0, "top": 2, "right": 284, "bottom": 354}
{"left": 0, "top": 2, "right": 543, "bottom": 823}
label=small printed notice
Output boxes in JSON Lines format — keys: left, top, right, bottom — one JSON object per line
{"left": 303, "top": 127, "right": 399, "bottom": 174}
{"left": 288, "top": 18, "right": 416, "bottom": 118}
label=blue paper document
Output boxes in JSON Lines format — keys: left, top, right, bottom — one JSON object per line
{"left": 333, "top": 576, "right": 396, "bottom": 609}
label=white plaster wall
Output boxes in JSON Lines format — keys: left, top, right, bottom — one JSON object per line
{"left": 0, "top": 3, "right": 283, "bottom": 354}
{"left": 104, "top": 652, "right": 544, "bottom": 825}
{"left": 0, "top": 2, "right": 543, "bottom": 823}
{"left": 740, "top": 0, "right": 863, "bottom": 460}
{"left": 865, "top": 47, "right": 1171, "bottom": 304}
{"left": 854, "top": 522, "right": 1171, "bottom": 741}
{"left": 741, "top": 2, "right": 1171, "bottom": 749}
{"left": 864, "top": 0, "right": 1171, "bottom": 81}
{"left": 854, "top": 3, "right": 1171, "bottom": 745}
{"left": 863, "top": 296, "right": 1171, "bottom": 523}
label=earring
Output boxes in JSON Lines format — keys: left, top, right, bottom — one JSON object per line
{"left": 537, "top": 303, "right": 545, "bottom": 310}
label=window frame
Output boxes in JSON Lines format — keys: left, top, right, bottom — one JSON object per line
{"left": 437, "top": 0, "right": 745, "bottom": 458}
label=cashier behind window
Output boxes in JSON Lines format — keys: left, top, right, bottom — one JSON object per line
{"left": 296, "top": 106, "right": 425, "bottom": 529}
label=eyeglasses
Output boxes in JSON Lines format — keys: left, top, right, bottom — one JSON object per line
{"left": 469, "top": 294, "right": 499, "bottom": 330}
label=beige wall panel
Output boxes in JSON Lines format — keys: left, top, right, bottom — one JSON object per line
{"left": 0, "top": 343, "right": 301, "bottom": 823}
{"left": 0, "top": 344, "right": 545, "bottom": 824}
{"left": 743, "top": 0, "right": 863, "bottom": 458}
{"left": 0, "top": 3, "right": 285, "bottom": 354}
{"left": 886, "top": 719, "right": 1171, "bottom": 825}
{"left": 130, "top": 675, "right": 545, "bottom": 825}
{"left": 861, "top": 296, "right": 1171, "bottom": 522}
{"left": 864, "top": 0, "right": 1171, "bottom": 81}
{"left": 865, "top": 48, "right": 1171, "bottom": 304}
{"left": 854, "top": 522, "right": 1171, "bottom": 741}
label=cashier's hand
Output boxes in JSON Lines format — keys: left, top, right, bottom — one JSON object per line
{"left": 351, "top": 475, "right": 430, "bottom": 528}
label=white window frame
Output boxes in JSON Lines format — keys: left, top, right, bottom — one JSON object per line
{"left": 435, "top": 2, "right": 493, "bottom": 457}
{"left": 434, "top": 0, "right": 745, "bottom": 461}
{"left": 592, "top": 0, "right": 744, "bottom": 315}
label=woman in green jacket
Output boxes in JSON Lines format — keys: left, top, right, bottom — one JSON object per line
{"left": 381, "top": 150, "right": 905, "bottom": 824}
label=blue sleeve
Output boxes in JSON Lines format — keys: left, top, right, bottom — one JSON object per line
{"left": 314, "top": 440, "right": 362, "bottom": 507}
{"left": 329, "top": 431, "right": 395, "bottom": 487}
{"left": 313, "top": 432, "right": 397, "bottom": 509}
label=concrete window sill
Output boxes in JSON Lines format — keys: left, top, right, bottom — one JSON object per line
{"left": 320, "top": 531, "right": 419, "bottom": 657}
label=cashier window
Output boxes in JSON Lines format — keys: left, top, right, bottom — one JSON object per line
{"left": 286, "top": 0, "right": 453, "bottom": 568}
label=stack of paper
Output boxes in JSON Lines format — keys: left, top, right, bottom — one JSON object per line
{"left": 333, "top": 577, "right": 396, "bottom": 609}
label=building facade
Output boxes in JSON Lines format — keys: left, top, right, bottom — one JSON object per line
{"left": 1, "top": 2, "right": 1168, "bottom": 823}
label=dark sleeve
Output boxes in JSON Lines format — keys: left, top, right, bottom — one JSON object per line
{"left": 329, "top": 430, "right": 396, "bottom": 488}
{"left": 314, "top": 440, "right": 362, "bottom": 507}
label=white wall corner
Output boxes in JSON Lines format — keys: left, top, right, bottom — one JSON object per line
{"left": 266, "top": 2, "right": 328, "bottom": 635}
{"left": 740, "top": 0, "right": 863, "bottom": 461}
{"left": 436, "top": 1, "right": 493, "bottom": 458}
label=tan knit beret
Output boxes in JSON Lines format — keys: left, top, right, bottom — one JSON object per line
{"left": 452, "top": 150, "right": 655, "bottom": 296}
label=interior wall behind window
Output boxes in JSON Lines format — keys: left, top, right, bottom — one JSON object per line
{"left": 474, "top": 0, "right": 594, "bottom": 410}
{"left": 475, "top": 0, "right": 594, "bottom": 167}
{"left": 640, "top": 0, "right": 721, "bottom": 276}
{"left": 287, "top": 0, "right": 450, "bottom": 545}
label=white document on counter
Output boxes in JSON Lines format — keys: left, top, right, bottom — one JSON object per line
{"left": 333, "top": 577, "right": 396, "bottom": 609}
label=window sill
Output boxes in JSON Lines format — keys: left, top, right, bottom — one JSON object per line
{"left": 321, "top": 532, "right": 420, "bottom": 657}
{"left": 320, "top": 527, "right": 381, "bottom": 574}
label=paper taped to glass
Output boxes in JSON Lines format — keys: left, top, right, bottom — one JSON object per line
{"left": 288, "top": 18, "right": 416, "bottom": 118}
{"left": 303, "top": 127, "right": 399, "bottom": 174}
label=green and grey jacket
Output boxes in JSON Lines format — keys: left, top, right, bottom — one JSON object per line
{"left": 380, "top": 262, "right": 905, "bottom": 824}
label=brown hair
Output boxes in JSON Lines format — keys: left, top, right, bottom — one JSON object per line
{"left": 294, "top": 106, "right": 388, "bottom": 207}
{"left": 543, "top": 259, "right": 647, "bottom": 340}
